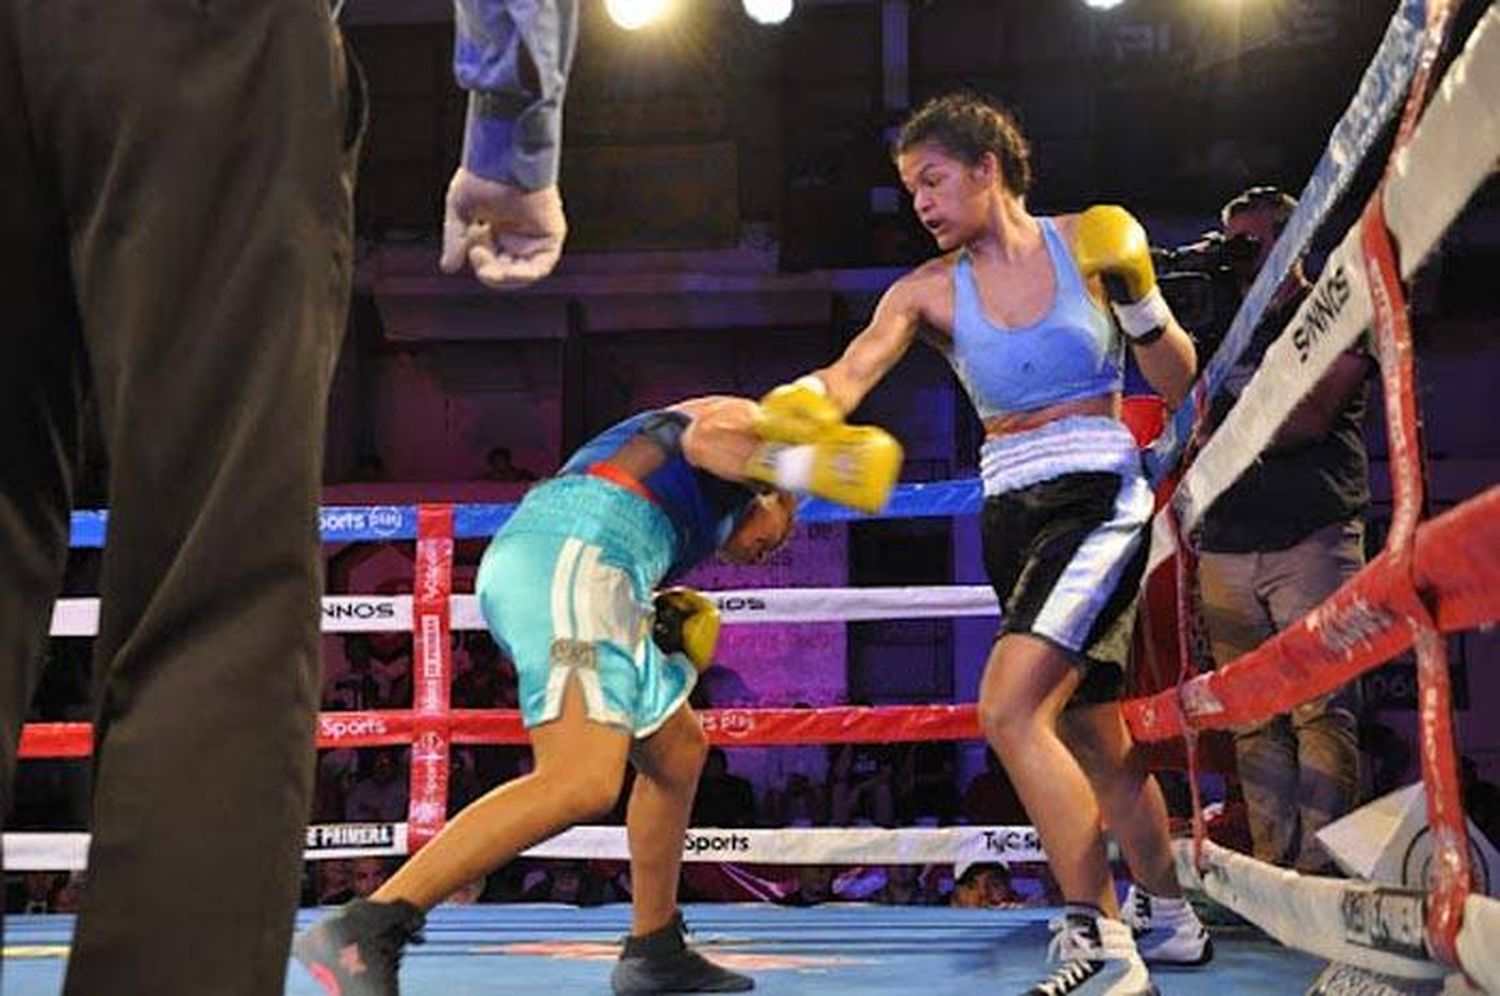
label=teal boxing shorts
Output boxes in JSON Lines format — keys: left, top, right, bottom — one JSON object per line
{"left": 475, "top": 475, "right": 697, "bottom": 738}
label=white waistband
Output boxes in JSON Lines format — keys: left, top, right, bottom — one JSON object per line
{"left": 978, "top": 416, "right": 1142, "bottom": 496}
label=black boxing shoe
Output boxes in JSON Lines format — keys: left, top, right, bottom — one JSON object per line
{"left": 611, "top": 911, "right": 754, "bottom": 994}
{"left": 292, "top": 898, "right": 425, "bottom": 996}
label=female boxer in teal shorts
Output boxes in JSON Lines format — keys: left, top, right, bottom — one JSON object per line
{"left": 295, "top": 394, "right": 894, "bottom": 996}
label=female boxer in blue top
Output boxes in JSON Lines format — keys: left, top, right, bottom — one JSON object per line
{"left": 752, "top": 94, "right": 1208, "bottom": 995}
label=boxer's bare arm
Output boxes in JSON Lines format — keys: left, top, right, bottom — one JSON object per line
{"left": 674, "top": 396, "right": 762, "bottom": 483}
{"left": 811, "top": 264, "right": 942, "bottom": 417}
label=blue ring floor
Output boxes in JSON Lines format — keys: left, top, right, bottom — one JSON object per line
{"left": 3, "top": 903, "right": 1324, "bottom": 994}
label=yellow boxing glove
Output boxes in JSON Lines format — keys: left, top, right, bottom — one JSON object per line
{"left": 652, "top": 587, "right": 720, "bottom": 672}
{"left": 753, "top": 375, "right": 845, "bottom": 444}
{"left": 745, "top": 423, "right": 903, "bottom": 515}
{"left": 1074, "top": 204, "right": 1173, "bottom": 343}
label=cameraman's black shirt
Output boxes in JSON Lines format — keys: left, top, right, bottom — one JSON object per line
{"left": 1200, "top": 288, "right": 1371, "bottom": 553}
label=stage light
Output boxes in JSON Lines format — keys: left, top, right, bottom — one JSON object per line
{"left": 743, "top": 0, "right": 794, "bottom": 25}
{"left": 606, "top": 0, "right": 672, "bottom": 31}
{"left": 1082, "top": 0, "right": 1126, "bottom": 10}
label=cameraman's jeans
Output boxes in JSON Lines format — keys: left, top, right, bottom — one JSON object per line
{"left": 1199, "top": 520, "right": 1365, "bottom": 873}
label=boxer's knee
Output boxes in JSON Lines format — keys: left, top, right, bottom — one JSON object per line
{"left": 546, "top": 765, "right": 625, "bottom": 823}
{"left": 634, "top": 707, "right": 708, "bottom": 792}
{"left": 979, "top": 692, "right": 1039, "bottom": 758}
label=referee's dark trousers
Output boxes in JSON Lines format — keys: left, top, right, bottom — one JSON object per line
{"left": 0, "top": 2, "right": 362, "bottom": 991}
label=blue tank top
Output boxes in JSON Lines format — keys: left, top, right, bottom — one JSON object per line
{"left": 558, "top": 410, "right": 758, "bottom": 581}
{"left": 946, "top": 217, "right": 1123, "bottom": 420}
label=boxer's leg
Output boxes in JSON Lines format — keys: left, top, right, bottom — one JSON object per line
{"left": 625, "top": 704, "right": 707, "bottom": 937}
{"left": 613, "top": 703, "right": 752, "bottom": 995}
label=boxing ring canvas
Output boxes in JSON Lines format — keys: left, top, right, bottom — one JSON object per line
{"left": 1, "top": 903, "right": 1323, "bottom": 995}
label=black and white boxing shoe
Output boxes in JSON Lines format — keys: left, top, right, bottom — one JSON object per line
{"left": 1023, "top": 910, "right": 1157, "bottom": 996}
{"left": 1121, "top": 884, "right": 1214, "bottom": 967}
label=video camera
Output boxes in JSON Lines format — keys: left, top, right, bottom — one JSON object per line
{"left": 1152, "top": 231, "right": 1261, "bottom": 355}
{"left": 1155, "top": 230, "right": 1262, "bottom": 274}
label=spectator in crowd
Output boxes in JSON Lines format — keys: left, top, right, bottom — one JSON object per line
{"left": 960, "top": 750, "right": 1027, "bottom": 825}
{"left": 330, "top": 635, "right": 380, "bottom": 711}
{"left": 950, "top": 865, "right": 986, "bottom": 909}
{"left": 344, "top": 748, "right": 410, "bottom": 824}
{"left": 1198, "top": 186, "right": 1373, "bottom": 874}
{"left": 314, "top": 748, "right": 360, "bottom": 823}
{"left": 480, "top": 859, "right": 537, "bottom": 903}
{"left": 369, "top": 644, "right": 413, "bottom": 709}
{"left": 829, "top": 710, "right": 897, "bottom": 827}
{"left": 22, "top": 871, "right": 61, "bottom": 914}
{"left": 521, "top": 860, "right": 611, "bottom": 906}
{"left": 763, "top": 705, "right": 829, "bottom": 827}
{"left": 897, "top": 742, "right": 962, "bottom": 826}
{"left": 692, "top": 748, "right": 758, "bottom": 828}
{"left": 50, "top": 872, "right": 86, "bottom": 914}
{"left": 352, "top": 857, "right": 394, "bottom": 899}
{"left": 548, "top": 860, "right": 601, "bottom": 906}
{"left": 781, "top": 865, "right": 836, "bottom": 907}
{"left": 452, "top": 634, "right": 519, "bottom": 709}
{"left": 764, "top": 771, "right": 828, "bottom": 828}
{"left": 317, "top": 860, "right": 358, "bottom": 907}
{"left": 878, "top": 863, "right": 949, "bottom": 906}
{"left": 952, "top": 863, "right": 1025, "bottom": 909}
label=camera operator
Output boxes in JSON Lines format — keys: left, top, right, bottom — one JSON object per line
{"left": 1196, "top": 186, "right": 1372, "bottom": 874}
{"left": 1153, "top": 228, "right": 1262, "bottom": 357}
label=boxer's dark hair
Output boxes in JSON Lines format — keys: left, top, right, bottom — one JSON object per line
{"left": 894, "top": 92, "right": 1032, "bottom": 197}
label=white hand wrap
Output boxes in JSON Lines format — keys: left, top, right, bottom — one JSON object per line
{"left": 1111, "top": 286, "right": 1173, "bottom": 342}
{"left": 792, "top": 374, "right": 829, "bottom": 396}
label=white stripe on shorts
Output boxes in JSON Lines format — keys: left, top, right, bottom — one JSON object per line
{"left": 541, "top": 537, "right": 632, "bottom": 728}
{"left": 1031, "top": 470, "right": 1153, "bottom": 651}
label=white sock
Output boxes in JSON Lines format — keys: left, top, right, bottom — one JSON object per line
{"left": 1143, "top": 890, "right": 1188, "bottom": 914}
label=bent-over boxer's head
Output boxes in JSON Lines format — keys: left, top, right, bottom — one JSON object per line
{"left": 894, "top": 93, "right": 1032, "bottom": 251}
{"left": 719, "top": 490, "right": 796, "bottom": 565}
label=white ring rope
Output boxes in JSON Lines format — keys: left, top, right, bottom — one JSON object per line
{"left": 1175, "top": 838, "right": 1500, "bottom": 993}
{"left": 3, "top": 824, "right": 1048, "bottom": 872}
{"left": 49, "top": 586, "right": 1004, "bottom": 637}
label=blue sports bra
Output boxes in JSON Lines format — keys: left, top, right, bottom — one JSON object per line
{"left": 945, "top": 217, "right": 1123, "bottom": 421}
